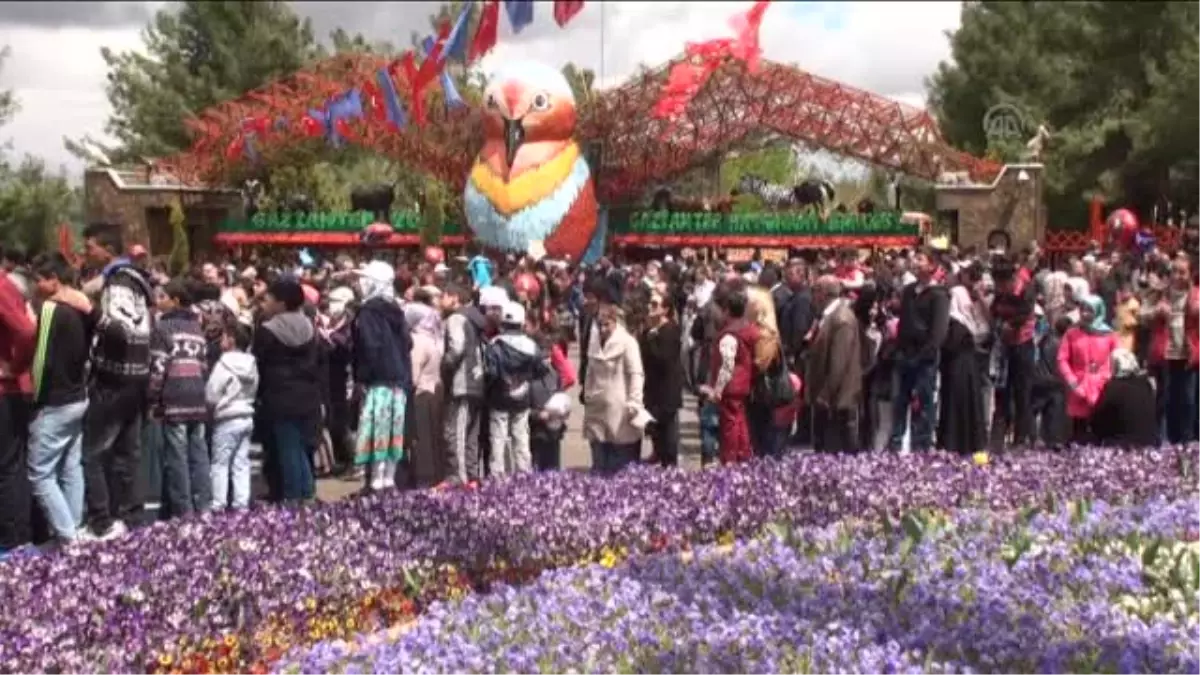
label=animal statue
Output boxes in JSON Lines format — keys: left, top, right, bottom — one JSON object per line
{"left": 464, "top": 60, "right": 598, "bottom": 261}
{"left": 350, "top": 182, "right": 396, "bottom": 222}
{"left": 280, "top": 193, "right": 314, "bottom": 214}
{"left": 734, "top": 174, "right": 836, "bottom": 215}
{"left": 1023, "top": 124, "right": 1052, "bottom": 162}
{"left": 650, "top": 187, "right": 733, "bottom": 213}
{"left": 242, "top": 179, "right": 265, "bottom": 220}
{"left": 734, "top": 174, "right": 798, "bottom": 210}
{"left": 793, "top": 179, "right": 836, "bottom": 214}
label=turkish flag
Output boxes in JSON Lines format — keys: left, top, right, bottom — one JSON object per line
{"left": 553, "top": 0, "right": 585, "bottom": 27}
{"left": 469, "top": 0, "right": 500, "bottom": 63}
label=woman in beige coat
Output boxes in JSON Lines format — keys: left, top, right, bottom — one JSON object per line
{"left": 582, "top": 305, "right": 647, "bottom": 473}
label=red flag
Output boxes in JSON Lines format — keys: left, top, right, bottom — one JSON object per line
{"left": 469, "top": 0, "right": 500, "bottom": 63}
{"left": 553, "top": 0, "right": 585, "bottom": 27}
{"left": 728, "top": 0, "right": 771, "bottom": 72}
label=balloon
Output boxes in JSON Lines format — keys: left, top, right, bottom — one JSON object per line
{"left": 360, "top": 222, "right": 394, "bottom": 246}
{"left": 1108, "top": 208, "right": 1139, "bottom": 249}
{"left": 514, "top": 272, "right": 540, "bottom": 298}
{"left": 423, "top": 246, "right": 445, "bottom": 264}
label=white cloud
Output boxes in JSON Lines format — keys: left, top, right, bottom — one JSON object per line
{"left": 1, "top": 25, "right": 146, "bottom": 178}
{"left": 0, "top": 1, "right": 961, "bottom": 181}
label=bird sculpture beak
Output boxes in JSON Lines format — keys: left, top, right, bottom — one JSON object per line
{"left": 503, "top": 117, "right": 525, "bottom": 170}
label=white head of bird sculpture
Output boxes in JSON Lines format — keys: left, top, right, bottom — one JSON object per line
{"left": 463, "top": 60, "right": 598, "bottom": 261}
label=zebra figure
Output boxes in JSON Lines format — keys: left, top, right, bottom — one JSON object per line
{"left": 734, "top": 174, "right": 837, "bottom": 216}
{"left": 735, "top": 174, "right": 797, "bottom": 210}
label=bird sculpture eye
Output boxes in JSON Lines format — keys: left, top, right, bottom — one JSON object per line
{"left": 531, "top": 93, "right": 551, "bottom": 111}
{"left": 486, "top": 94, "right": 499, "bottom": 109}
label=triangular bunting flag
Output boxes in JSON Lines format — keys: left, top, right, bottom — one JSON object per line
{"left": 375, "top": 68, "right": 409, "bottom": 129}
{"left": 421, "top": 35, "right": 466, "bottom": 112}
{"left": 470, "top": 0, "right": 500, "bottom": 62}
{"left": 443, "top": 3, "right": 472, "bottom": 62}
{"left": 553, "top": 0, "right": 585, "bottom": 27}
{"left": 504, "top": 0, "right": 535, "bottom": 34}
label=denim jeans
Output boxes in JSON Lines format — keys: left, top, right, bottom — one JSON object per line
{"left": 162, "top": 421, "right": 210, "bottom": 518}
{"left": 590, "top": 440, "right": 639, "bottom": 474}
{"left": 27, "top": 399, "right": 88, "bottom": 540}
{"left": 1157, "top": 361, "right": 1199, "bottom": 444}
{"left": 210, "top": 418, "right": 253, "bottom": 510}
{"left": 269, "top": 419, "right": 315, "bottom": 501}
{"left": 699, "top": 401, "right": 721, "bottom": 465}
{"left": 889, "top": 358, "right": 938, "bottom": 451}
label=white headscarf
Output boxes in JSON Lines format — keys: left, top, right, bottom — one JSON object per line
{"left": 357, "top": 261, "right": 395, "bottom": 303}
{"left": 949, "top": 285, "right": 988, "bottom": 339}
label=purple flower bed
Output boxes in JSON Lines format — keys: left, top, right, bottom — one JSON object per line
{"left": 277, "top": 497, "right": 1200, "bottom": 674}
{"left": 0, "top": 446, "right": 1195, "bottom": 673}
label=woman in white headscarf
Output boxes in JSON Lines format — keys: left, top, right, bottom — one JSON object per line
{"left": 938, "top": 269, "right": 991, "bottom": 454}
{"left": 351, "top": 261, "right": 413, "bottom": 491}
{"left": 1090, "top": 348, "right": 1157, "bottom": 446}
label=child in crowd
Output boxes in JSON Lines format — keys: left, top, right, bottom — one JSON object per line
{"left": 150, "top": 279, "right": 211, "bottom": 518}
{"left": 206, "top": 323, "right": 258, "bottom": 510}
{"left": 484, "top": 301, "right": 546, "bottom": 476}
{"left": 526, "top": 312, "right": 575, "bottom": 471}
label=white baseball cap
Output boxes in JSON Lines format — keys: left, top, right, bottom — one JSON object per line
{"left": 502, "top": 301, "right": 526, "bottom": 327}
{"left": 480, "top": 286, "right": 509, "bottom": 309}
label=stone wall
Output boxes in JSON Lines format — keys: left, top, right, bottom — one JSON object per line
{"left": 935, "top": 164, "right": 1046, "bottom": 252}
{"left": 84, "top": 168, "right": 243, "bottom": 257}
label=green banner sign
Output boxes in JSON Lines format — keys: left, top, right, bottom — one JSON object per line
{"left": 218, "top": 211, "right": 464, "bottom": 235}
{"left": 626, "top": 211, "right": 917, "bottom": 236}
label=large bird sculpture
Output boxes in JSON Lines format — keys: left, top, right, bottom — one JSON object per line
{"left": 464, "top": 61, "right": 598, "bottom": 261}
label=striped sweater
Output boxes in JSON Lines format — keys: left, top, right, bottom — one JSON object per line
{"left": 149, "top": 309, "right": 209, "bottom": 422}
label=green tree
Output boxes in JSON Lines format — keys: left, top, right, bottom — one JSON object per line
{"left": 0, "top": 47, "right": 81, "bottom": 253}
{"left": 927, "top": 1, "right": 1200, "bottom": 225}
{"left": 90, "top": 1, "right": 322, "bottom": 160}
{"left": 719, "top": 145, "right": 795, "bottom": 194}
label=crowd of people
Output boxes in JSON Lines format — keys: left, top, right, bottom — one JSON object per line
{"left": 0, "top": 221, "right": 1195, "bottom": 552}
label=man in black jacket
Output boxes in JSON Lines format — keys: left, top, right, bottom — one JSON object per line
{"left": 776, "top": 259, "right": 815, "bottom": 444}
{"left": 889, "top": 248, "right": 949, "bottom": 452}
{"left": 79, "top": 223, "right": 154, "bottom": 541}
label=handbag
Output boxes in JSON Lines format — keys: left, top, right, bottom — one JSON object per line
{"left": 752, "top": 355, "right": 796, "bottom": 408}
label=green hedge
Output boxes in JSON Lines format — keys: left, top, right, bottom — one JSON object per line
{"left": 626, "top": 211, "right": 917, "bottom": 236}
{"left": 219, "top": 211, "right": 464, "bottom": 236}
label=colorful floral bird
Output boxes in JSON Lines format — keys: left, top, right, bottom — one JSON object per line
{"left": 464, "top": 61, "right": 598, "bottom": 261}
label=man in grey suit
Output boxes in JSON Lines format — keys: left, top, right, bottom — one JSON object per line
{"left": 806, "top": 275, "right": 863, "bottom": 453}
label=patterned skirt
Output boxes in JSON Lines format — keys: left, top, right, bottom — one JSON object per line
{"left": 355, "top": 386, "right": 408, "bottom": 466}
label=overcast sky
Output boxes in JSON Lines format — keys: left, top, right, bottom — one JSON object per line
{"left": 0, "top": 1, "right": 962, "bottom": 179}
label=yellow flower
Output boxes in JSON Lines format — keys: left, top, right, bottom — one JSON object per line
{"left": 304, "top": 597, "right": 317, "bottom": 611}
{"left": 972, "top": 451, "right": 990, "bottom": 467}
{"left": 158, "top": 654, "right": 174, "bottom": 667}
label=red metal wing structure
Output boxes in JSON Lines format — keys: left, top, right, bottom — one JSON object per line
{"left": 585, "top": 55, "right": 1001, "bottom": 202}
{"left": 162, "top": 51, "right": 999, "bottom": 204}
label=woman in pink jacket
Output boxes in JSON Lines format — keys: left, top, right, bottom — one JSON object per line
{"left": 1057, "top": 294, "right": 1119, "bottom": 443}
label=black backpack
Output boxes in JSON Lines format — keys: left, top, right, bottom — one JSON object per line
{"left": 751, "top": 354, "right": 796, "bottom": 408}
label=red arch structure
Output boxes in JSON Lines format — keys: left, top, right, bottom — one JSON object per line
{"left": 161, "top": 52, "right": 1002, "bottom": 202}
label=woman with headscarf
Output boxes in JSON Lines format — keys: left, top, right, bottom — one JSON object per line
{"left": 404, "top": 287, "right": 445, "bottom": 488}
{"left": 937, "top": 275, "right": 990, "bottom": 454}
{"left": 1090, "top": 348, "right": 1158, "bottom": 446}
{"left": 1057, "top": 294, "right": 1119, "bottom": 443}
{"left": 351, "top": 261, "right": 413, "bottom": 492}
